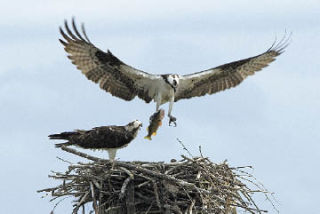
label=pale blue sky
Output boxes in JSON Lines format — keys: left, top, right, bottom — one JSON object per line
{"left": 0, "top": 0, "right": 319, "bottom": 213}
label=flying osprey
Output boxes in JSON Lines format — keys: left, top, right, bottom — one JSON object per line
{"left": 49, "top": 120, "right": 142, "bottom": 161}
{"left": 59, "top": 19, "right": 289, "bottom": 126}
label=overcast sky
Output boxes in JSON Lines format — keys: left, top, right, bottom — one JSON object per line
{"left": 0, "top": 0, "right": 319, "bottom": 213}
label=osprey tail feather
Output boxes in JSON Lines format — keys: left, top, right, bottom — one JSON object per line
{"left": 49, "top": 132, "right": 76, "bottom": 148}
{"left": 48, "top": 131, "right": 78, "bottom": 140}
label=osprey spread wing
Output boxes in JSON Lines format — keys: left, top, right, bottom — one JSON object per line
{"left": 60, "top": 19, "right": 289, "bottom": 125}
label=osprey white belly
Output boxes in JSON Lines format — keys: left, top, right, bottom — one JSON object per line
{"left": 159, "top": 83, "right": 175, "bottom": 105}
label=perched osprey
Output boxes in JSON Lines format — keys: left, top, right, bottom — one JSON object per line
{"left": 49, "top": 120, "right": 142, "bottom": 161}
{"left": 59, "top": 19, "right": 289, "bottom": 126}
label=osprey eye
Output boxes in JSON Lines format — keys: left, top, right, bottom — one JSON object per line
{"left": 173, "top": 80, "right": 177, "bottom": 86}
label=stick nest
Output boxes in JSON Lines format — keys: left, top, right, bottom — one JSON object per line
{"left": 38, "top": 147, "right": 274, "bottom": 214}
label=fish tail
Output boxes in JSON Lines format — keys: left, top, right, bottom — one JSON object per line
{"left": 144, "top": 136, "right": 152, "bottom": 140}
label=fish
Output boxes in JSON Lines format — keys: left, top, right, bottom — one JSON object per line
{"left": 144, "top": 109, "right": 165, "bottom": 140}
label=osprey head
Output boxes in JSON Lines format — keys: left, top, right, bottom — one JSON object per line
{"left": 127, "top": 120, "right": 143, "bottom": 132}
{"left": 165, "top": 74, "right": 180, "bottom": 89}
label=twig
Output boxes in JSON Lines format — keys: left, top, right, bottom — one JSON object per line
{"left": 73, "top": 191, "right": 90, "bottom": 214}
{"left": 56, "top": 156, "right": 74, "bottom": 165}
{"left": 119, "top": 177, "right": 132, "bottom": 199}
{"left": 199, "top": 146, "right": 204, "bottom": 158}
{"left": 152, "top": 181, "right": 161, "bottom": 209}
{"left": 177, "top": 138, "right": 193, "bottom": 157}
{"left": 60, "top": 146, "right": 107, "bottom": 163}
{"left": 90, "top": 182, "right": 98, "bottom": 214}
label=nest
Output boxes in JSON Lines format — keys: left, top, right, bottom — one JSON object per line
{"left": 38, "top": 146, "right": 275, "bottom": 214}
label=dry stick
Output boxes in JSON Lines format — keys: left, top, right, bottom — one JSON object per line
{"left": 60, "top": 146, "right": 106, "bottom": 163}
{"left": 176, "top": 138, "right": 193, "bottom": 157}
{"left": 120, "top": 167, "right": 134, "bottom": 179}
{"left": 73, "top": 191, "right": 90, "bottom": 214}
{"left": 239, "top": 175, "right": 277, "bottom": 211}
{"left": 230, "top": 165, "right": 253, "bottom": 170}
{"left": 92, "top": 180, "right": 102, "bottom": 190}
{"left": 119, "top": 177, "right": 131, "bottom": 199}
{"left": 186, "top": 200, "right": 195, "bottom": 214}
{"left": 152, "top": 181, "right": 161, "bottom": 209}
{"left": 50, "top": 196, "right": 72, "bottom": 213}
{"left": 145, "top": 201, "right": 154, "bottom": 214}
{"left": 240, "top": 190, "right": 263, "bottom": 214}
{"left": 56, "top": 156, "right": 74, "bottom": 165}
{"left": 98, "top": 181, "right": 104, "bottom": 214}
{"left": 105, "top": 206, "right": 122, "bottom": 213}
{"left": 198, "top": 146, "right": 204, "bottom": 158}
{"left": 170, "top": 205, "right": 183, "bottom": 214}
{"left": 135, "top": 191, "right": 151, "bottom": 201}
{"left": 137, "top": 180, "right": 150, "bottom": 188}
{"left": 90, "top": 182, "right": 99, "bottom": 214}
{"left": 229, "top": 202, "right": 266, "bottom": 214}
{"left": 38, "top": 186, "right": 61, "bottom": 193}
{"left": 239, "top": 171, "right": 279, "bottom": 213}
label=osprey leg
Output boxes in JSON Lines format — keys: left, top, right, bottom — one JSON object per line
{"left": 168, "top": 98, "right": 177, "bottom": 126}
{"left": 107, "top": 149, "right": 117, "bottom": 169}
{"left": 151, "top": 99, "right": 161, "bottom": 121}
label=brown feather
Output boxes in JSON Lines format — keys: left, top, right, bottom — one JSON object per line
{"left": 59, "top": 19, "right": 154, "bottom": 103}
{"left": 175, "top": 37, "right": 289, "bottom": 101}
